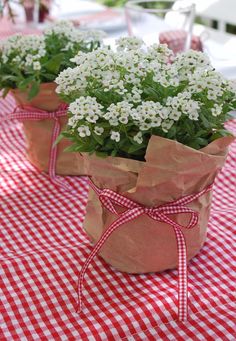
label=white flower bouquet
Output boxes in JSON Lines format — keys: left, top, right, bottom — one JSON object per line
{"left": 0, "top": 20, "right": 105, "bottom": 102}
{"left": 56, "top": 38, "right": 236, "bottom": 274}
{"left": 56, "top": 37, "right": 235, "bottom": 156}
{"left": 0, "top": 21, "right": 106, "bottom": 176}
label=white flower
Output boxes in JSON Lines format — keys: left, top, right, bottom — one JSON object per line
{"left": 181, "top": 99, "right": 200, "bottom": 120}
{"left": 119, "top": 116, "right": 129, "bottom": 124}
{"left": 140, "top": 122, "right": 152, "bottom": 131}
{"left": 109, "top": 118, "right": 119, "bottom": 126}
{"left": 188, "top": 112, "right": 199, "bottom": 121}
{"left": 68, "top": 116, "right": 77, "bottom": 128}
{"left": 133, "top": 132, "right": 143, "bottom": 144}
{"left": 159, "top": 107, "right": 170, "bottom": 119}
{"left": 110, "top": 131, "right": 120, "bottom": 142}
{"left": 211, "top": 104, "right": 223, "bottom": 117}
{"left": 86, "top": 113, "right": 99, "bottom": 123}
{"left": 116, "top": 37, "right": 144, "bottom": 51}
{"left": 169, "top": 109, "right": 181, "bottom": 121}
{"left": 77, "top": 125, "right": 91, "bottom": 137}
{"left": 33, "top": 61, "right": 41, "bottom": 70}
{"left": 94, "top": 127, "right": 104, "bottom": 135}
{"left": 207, "top": 90, "right": 218, "bottom": 101}
{"left": 151, "top": 117, "right": 162, "bottom": 127}
{"left": 161, "top": 120, "right": 174, "bottom": 132}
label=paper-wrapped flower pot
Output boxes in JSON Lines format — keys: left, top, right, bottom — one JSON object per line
{"left": 82, "top": 135, "right": 234, "bottom": 274}
{"left": 11, "top": 82, "right": 85, "bottom": 175}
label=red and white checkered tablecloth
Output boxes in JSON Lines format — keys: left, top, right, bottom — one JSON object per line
{"left": 1, "top": 92, "right": 236, "bottom": 340}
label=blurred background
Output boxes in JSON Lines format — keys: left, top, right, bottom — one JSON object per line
{"left": 1, "top": 0, "right": 236, "bottom": 79}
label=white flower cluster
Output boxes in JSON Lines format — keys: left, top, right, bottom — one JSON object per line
{"left": 55, "top": 66, "right": 84, "bottom": 95}
{"left": 188, "top": 69, "right": 227, "bottom": 101}
{"left": 173, "top": 50, "right": 211, "bottom": 77}
{"left": 68, "top": 96, "right": 104, "bottom": 127}
{"left": 67, "top": 97, "right": 182, "bottom": 144}
{"left": 0, "top": 21, "right": 105, "bottom": 73}
{"left": 55, "top": 37, "right": 236, "bottom": 148}
{"left": 57, "top": 38, "right": 219, "bottom": 106}
{"left": 116, "top": 36, "right": 144, "bottom": 51}
{"left": 44, "top": 21, "right": 106, "bottom": 51}
{"left": 104, "top": 101, "right": 133, "bottom": 125}
{"left": 57, "top": 42, "right": 174, "bottom": 98}
{"left": 0, "top": 34, "right": 46, "bottom": 69}
{"left": 166, "top": 92, "right": 199, "bottom": 120}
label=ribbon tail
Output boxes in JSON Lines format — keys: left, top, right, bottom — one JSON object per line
{"left": 173, "top": 226, "right": 188, "bottom": 322}
{"left": 48, "top": 118, "right": 73, "bottom": 192}
{"left": 77, "top": 207, "right": 143, "bottom": 313}
{"left": 49, "top": 118, "right": 60, "bottom": 179}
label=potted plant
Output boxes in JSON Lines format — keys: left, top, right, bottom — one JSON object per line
{"left": 0, "top": 21, "right": 106, "bottom": 175}
{"left": 56, "top": 37, "right": 236, "bottom": 318}
{"left": 55, "top": 36, "right": 236, "bottom": 267}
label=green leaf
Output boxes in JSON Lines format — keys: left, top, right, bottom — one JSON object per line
{"left": 54, "top": 133, "right": 64, "bottom": 146}
{"left": 128, "top": 143, "right": 144, "bottom": 153}
{"left": 199, "top": 111, "right": 212, "bottom": 129}
{"left": 43, "top": 54, "right": 64, "bottom": 74}
{"left": 64, "top": 144, "right": 78, "bottom": 152}
{"left": 28, "top": 81, "right": 40, "bottom": 100}
{"left": 2, "top": 87, "right": 10, "bottom": 98}
{"left": 95, "top": 151, "right": 108, "bottom": 158}
{"left": 92, "top": 131, "right": 104, "bottom": 145}
{"left": 18, "top": 77, "right": 34, "bottom": 90}
{"left": 210, "top": 129, "right": 233, "bottom": 141}
{"left": 1, "top": 75, "right": 18, "bottom": 82}
{"left": 71, "top": 143, "right": 90, "bottom": 152}
{"left": 61, "top": 131, "right": 73, "bottom": 138}
{"left": 41, "top": 73, "right": 56, "bottom": 81}
{"left": 166, "top": 125, "right": 177, "bottom": 139}
{"left": 111, "top": 149, "right": 118, "bottom": 157}
{"left": 195, "top": 137, "right": 208, "bottom": 146}
{"left": 187, "top": 141, "right": 201, "bottom": 149}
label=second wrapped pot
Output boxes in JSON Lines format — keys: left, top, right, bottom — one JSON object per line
{"left": 11, "top": 82, "right": 85, "bottom": 175}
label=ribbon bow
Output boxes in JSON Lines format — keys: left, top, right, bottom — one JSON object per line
{"left": 2, "top": 104, "right": 71, "bottom": 191}
{"left": 78, "top": 180, "right": 213, "bottom": 321}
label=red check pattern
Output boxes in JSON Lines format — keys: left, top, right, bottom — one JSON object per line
{"left": 159, "top": 30, "right": 203, "bottom": 53}
{"left": 1, "top": 93, "right": 236, "bottom": 340}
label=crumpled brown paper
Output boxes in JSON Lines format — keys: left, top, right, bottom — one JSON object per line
{"left": 11, "top": 82, "right": 85, "bottom": 175}
{"left": 82, "top": 134, "right": 234, "bottom": 274}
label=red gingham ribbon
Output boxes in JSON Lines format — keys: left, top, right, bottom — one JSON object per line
{"left": 78, "top": 180, "right": 213, "bottom": 322}
{"left": 2, "top": 104, "right": 71, "bottom": 191}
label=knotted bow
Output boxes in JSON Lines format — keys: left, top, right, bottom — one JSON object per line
{"left": 78, "top": 180, "right": 213, "bottom": 321}
{"left": 3, "top": 104, "right": 71, "bottom": 191}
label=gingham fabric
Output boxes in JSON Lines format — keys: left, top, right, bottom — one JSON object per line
{"left": 159, "top": 30, "right": 203, "bottom": 53}
{"left": 1, "top": 92, "right": 236, "bottom": 340}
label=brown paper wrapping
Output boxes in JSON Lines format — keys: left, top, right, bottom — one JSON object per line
{"left": 11, "top": 82, "right": 85, "bottom": 175}
{"left": 83, "top": 135, "right": 234, "bottom": 274}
